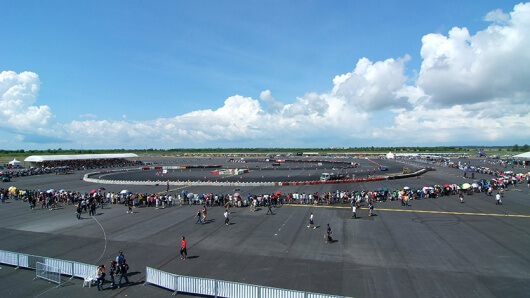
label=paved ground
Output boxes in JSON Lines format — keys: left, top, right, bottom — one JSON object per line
{"left": 1, "top": 157, "right": 529, "bottom": 297}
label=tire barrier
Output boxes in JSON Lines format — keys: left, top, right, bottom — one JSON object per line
{"left": 84, "top": 168, "right": 428, "bottom": 187}
{"left": 144, "top": 266, "right": 345, "bottom": 298}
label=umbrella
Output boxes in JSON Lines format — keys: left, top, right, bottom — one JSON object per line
{"left": 90, "top": 189, "right": 97, "bottom": 195}
{"left": 181, "top": 190, "right": 188, "bottom": 195}
{"left": 461, "top": 183, "right": 471, "bottom": 190}
{"left": 120, "top": 189, "right": 131, "bottom": 195}
{"left": 58, "top": 189, "right": 66, "bottom": 193}
{"left": 234, "top": 192, "right": 240, "bottom": 198}
{"left": 471, "top": 183, "right": 479, "bottom": 188}
{"left": 98, "top": 187, "right": 106, "bottom": 191}
{"left": 275, "top": 190, "right": 281, "bottom": 196}
{"left": 46, "top": 189, "right": 55, "bottom": 194}
{"left": 443, "top": 183, "right": 450, "bottom": 188}
{"left": 403, "top": 186, "right": 410, "bottom": 190}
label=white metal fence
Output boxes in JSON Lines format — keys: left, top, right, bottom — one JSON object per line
{"left": 0, "top": 249, "right": 97, "bottom": 284}
{"left": 0, "top": 250, "right": 347, "bottom": 296}
{"left": 145, "top": 266, "right": 347, "bottom": 298}
{"left": 35, "top": 262, "right": 61, "bottom": 287}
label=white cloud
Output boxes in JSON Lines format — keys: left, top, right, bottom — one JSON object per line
{"left": 417, "top": 2, "right": 530, "bottom": 107}
{"left": 0, "top": 71, "right": 53, "bottom": 132}
{"left": 2, "top": 3, "right": 530, "bottom": 148}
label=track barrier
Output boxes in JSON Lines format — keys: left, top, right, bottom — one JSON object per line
{"left": 35, "top": 262, "right": 61, "bottom": 287}
{"left": 0, "top": 250, "right": 97, "bottom": 286}
{"left": 144, "top": 266, "right": 346, "bottom": 298}
{"left": 2, "top": 250, "right": 346, "bottom": 296}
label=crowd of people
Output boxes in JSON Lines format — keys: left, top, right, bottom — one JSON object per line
{"left": 95, "top": 250, "right": 131, "bottom": 291}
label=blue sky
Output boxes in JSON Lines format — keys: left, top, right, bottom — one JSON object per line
{"left": 1, "top": 1, "right": 529, "bottom": 149}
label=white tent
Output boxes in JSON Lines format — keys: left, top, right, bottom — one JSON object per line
{"left": 513, "top": 152, "right": 530, "bottom": 160}
{"left": 386, "top": 152, "right": 395, "bottom": 159}
{"left": 8, "top": 159, "right": 21, "bottom": 166}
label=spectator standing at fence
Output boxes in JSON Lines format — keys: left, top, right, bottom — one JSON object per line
{"left": 180, "top": 236, "right": 187, "bottom": 260}
{"left": 96, "top": 264, "right": 106, "bottom": 291}
{"left": 116, "top": 260, "right": 130, "bottom": 288}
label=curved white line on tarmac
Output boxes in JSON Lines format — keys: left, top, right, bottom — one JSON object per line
{"left": 91, "top": 215, "right": 107, "bottom": 264}
{"left": 33, "top": 285, "right": 57, "bottom": 298}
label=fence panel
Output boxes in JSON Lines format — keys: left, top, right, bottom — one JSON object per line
{"left": 18, "top": 253, "right": 45, "bottom": 269}
{"left": 44, "top": 257, "right": 73, "bottom": 276}
{"left": 0, "top": 250, "right": 19, "bottom": 267}
{"left": 217, "top": 280, "right": 260, "bottom": 298}
{"left": 260, "top": 286, "right": 306, "bottom": 298}
{"left": 177, "top": 275, "right": 216, "bottom": 296}
{"left": 73, "top": 262, "right": 98, "bottom": 279}
{"left": 35, "top": 262, "right": 61, "bottom": 287}
{"left": 145, "top": 266, "right": 177, "bottom": 291}
{"left": 307, "top": 294, "right": 344, "bottom": 298}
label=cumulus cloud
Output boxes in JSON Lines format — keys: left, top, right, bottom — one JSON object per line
{"left": 2, "top": 3, "right": 530, "bottom": 148}
{"left": 0, "top": 71, "right": 53, "bottom": 132}
{"left": 331, "top": 56, "right": 410, "bottom": 111}
{"left": 417, "top": 2, "right": 530, "bottom": 107}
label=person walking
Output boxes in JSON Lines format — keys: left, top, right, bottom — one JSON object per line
{"left": 96, "top": 264, "right": 106, "bottom": 291}
{"left": 495, "top": 192, "right": 502, "bottom": 205}
{"left": 196, "top": 208, "right": 202, "bottom": 224}
{"left": 180, "top": 236, "right": 187, "bottom": 260}
{"left": 117, "top": 261, "right": 130, "bottom": 288}
{"left": 116, "top": 251, "right": 125, "bottom": 265}
{"left": 325, "top": 224, "right": 333, "bottom": 243}
{"left": 368, "top": 203, "right": 374, "bottom": 217}
{"left": 307, "top": 212, "right": 316, "bottom": 229}
{"left": 201, "top": 206, "right": 207, "bottom": 223}
{"left": 351, "top": 205, "right": 357, "bottom": 219}
{"left": 224, "top": 209, "right": 230, "bottom": 225}
{"left": 76, "top": 203, "right": 82, "bottom": 220}
{"left": 459, "top": 192, "right": 464, "bottom": 203}
{"left": 109, "top": 260, "right": 117, "bottom": 288}
{"left": 266, "top": 202, "right": 274, "bottom": 215}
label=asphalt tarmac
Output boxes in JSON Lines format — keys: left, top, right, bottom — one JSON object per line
{"left": 1, "top": 157, "right": 529, "bottom": 298}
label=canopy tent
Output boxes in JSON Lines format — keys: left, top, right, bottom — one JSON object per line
{"left": 513, "top": 152, "right": 530, "bottom": 160}
{"left": 8, "top": 159, "right": 21, "bottom": 166}
{"left": 24, "top": 153, "right": 138, "bottom": 163}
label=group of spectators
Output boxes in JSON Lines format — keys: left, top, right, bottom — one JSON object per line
{"left": 1, "top": 158, "right": 143, "bottom": 180}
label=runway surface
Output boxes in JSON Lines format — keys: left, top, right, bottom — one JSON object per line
{"left": 1, "top": 157, "right": 529, "bottom": 297}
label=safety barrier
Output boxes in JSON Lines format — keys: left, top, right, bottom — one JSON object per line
{"left": 144, "top": 266, "right": 346, "bottom": 298}
{"left": 0, "top": 250, "right": 18, "bottom": 267}
{"left": 0, "top": 250, "right": 97, "bottom": 285}
{"left": 18, "top": 253, "right": 45, "bottom": 269}
{"left": 73, "top": 262, "right": 98, "bottom": 279}
{"left": 35, "top": 262, "right": 62, "bottom": 287}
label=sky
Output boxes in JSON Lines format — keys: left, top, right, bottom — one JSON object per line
{"left": 1, "top": 0, "right": 529, "bottom": 150}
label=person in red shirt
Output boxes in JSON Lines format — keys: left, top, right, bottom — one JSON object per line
{"left": 180, "top": 236, "right": 187, "bottom": 260}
